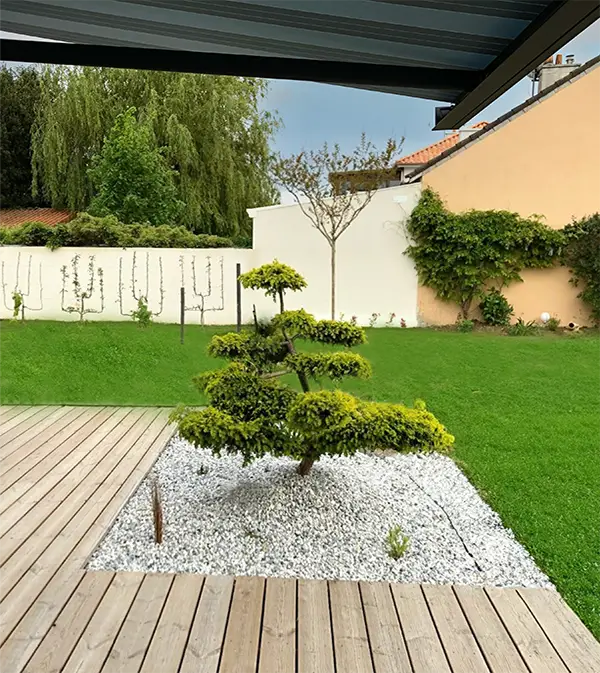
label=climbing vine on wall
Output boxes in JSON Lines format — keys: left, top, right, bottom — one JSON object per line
{"left": 561, "top": 214, "right": 600, "bottom": 324}
{"left": 404, "top": 188, "right": 564, "bottom": 318}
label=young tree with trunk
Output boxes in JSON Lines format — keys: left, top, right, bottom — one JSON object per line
{"left": 171, "top": 261, "right": 453, "bottom": 476}
{"left": 272, "top": 135, "right": 400, "bottom": 319}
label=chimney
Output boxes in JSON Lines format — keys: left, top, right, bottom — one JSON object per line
{"left": 537, "top": 52, "right": 580, "bottom": 93}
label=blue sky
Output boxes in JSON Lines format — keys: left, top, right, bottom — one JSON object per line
{"left": 263, "top": 20, "right": 600, "bottom": 163}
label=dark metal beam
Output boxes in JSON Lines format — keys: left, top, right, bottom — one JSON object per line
{"left": 0, "top": 38, "right": 478, "bottom": 94}
{"left": 434, "top": 0, "right": 600, "bottom": 130}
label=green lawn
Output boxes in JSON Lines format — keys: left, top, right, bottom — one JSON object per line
{"left": 2, "top": 320, "right": 599, "bottom": 637}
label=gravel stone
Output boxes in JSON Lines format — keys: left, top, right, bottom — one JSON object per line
{"left": 88, "top": 435, "right": 553, "bottom": 588}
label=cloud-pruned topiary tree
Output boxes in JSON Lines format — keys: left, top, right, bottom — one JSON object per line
{"left": 171, "top": 261, "right": 454, "bottom": 475}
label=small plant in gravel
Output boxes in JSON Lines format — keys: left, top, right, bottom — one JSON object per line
{"left": 507, "top": 317, "right": 539, "bottom": 336}
{"left": 171, "top": 260, "right": 454, "bottom": 475}
{"left": 479, "top": 288, "right": 513, "bottom": 326}
{"left": 386, "top": 525, "right": 410, "bottom": 559}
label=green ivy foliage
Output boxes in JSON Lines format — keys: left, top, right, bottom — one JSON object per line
{"left": 406, "top": 188, "right": 563, "bottom": 318}
{"left": 562, "top": 214, "right": 600, "bottom": 323}
{"left": 0, "top": 213, "right": 234, "bottom": 249}
{"left": 172, "top": 260, "right": 454, "bottom": 474}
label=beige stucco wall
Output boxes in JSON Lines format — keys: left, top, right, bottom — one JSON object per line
{"left": 419, "top": 62, "right": 600, "bottom": 325}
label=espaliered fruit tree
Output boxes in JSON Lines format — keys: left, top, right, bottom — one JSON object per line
{"left": 171, "top": 261, "right": 454, "bottom": 475}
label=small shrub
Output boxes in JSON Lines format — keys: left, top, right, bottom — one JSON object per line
{"left": 546, "top": 316, "right": 561, "bottom": 332}
{"left": 479, "top": 288, "right": 514, "bottom": 326}
{"left": 11, "top": 291, "right": 23, "bottom": 321}
{"left": 386, "top": 525, "right": 410, "bottom": 559}
{"left": 400, "top": 318, "right": 407, "bottom": 328}
{"left": 507, "top": 317, "right": 538, "bottom": 336}
{"left": 131, "top": 296, "right": 153, "bottom": 327}
{"left": 386, "top": 312, "right": 396, "bottom": 326}
{"left": 456, "top": 318, "right": 474, "bottom": 333}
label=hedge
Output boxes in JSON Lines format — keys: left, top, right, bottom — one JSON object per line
{"left": 0, "top": 213, "right": 234, "bottom": 249}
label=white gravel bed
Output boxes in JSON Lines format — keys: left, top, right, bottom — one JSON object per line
{"left": 88, "top": 435, "right": 552, "bottom": 588}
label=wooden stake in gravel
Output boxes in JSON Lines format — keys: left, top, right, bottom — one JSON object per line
{"left": 152, "top": 478, "right": 163, "bottom": 544}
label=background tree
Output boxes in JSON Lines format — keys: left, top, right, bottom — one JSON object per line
{"left": 0, "top": 66, "right": 44, "bottom": 208}
{"left": 88, "top": 107, "right": 183, "bottom": 225}
{"left": 32, "top": 67, "right": 279, "bottom": 237}
{"left": 171, "top": 261, "right": 453, "bottom": 476}
{"left": 272, "top": 135, "right": 400, "bottom": 318}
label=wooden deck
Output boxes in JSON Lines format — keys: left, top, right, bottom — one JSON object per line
{"left": 1, "top": 405, "right": 599, "bottom": 673}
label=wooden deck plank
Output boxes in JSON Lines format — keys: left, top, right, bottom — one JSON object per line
{"left": 138, "top": 573, "right": 204, "bottom": 672}
{"left": 391, "top": 583, "right": 451, "bottom": 673}
{"left": 179, "top": 574, "right": 234, "bottom": 673}
{"left": 60, "top": 572, "right": 144, "bottom": 673}
{"left": 0, "top": 407, "right": 94, "bottom": 494}
{"left": 22, "top": 571, "right": 115, "bottom": 673}
{"left": 0, "top": 406, "right": 73, "bottom": 462}
{"left": 360, "top": 581, "right": 412, "bottom": 673}
{"left": 258, "top": 577, "right": 296, "bottom": 673}
{"left": 0, "top": 408, "right": 126, "bottom": 538}
{"left": 102, "top": 572, "right": 174, "bottom": 673}
{"left": 455, "top": 585, "right": 529, "bottom": 673}
{"left": 0, "top": 405, "right": 31, "bottom": 428}
{"left": 0, "top": 408, "right": 133, "bottom": 555}
{"left": 0, "top": 406, "right": 95, "bottom": 478}
{"left": 297, "top": 578, "right": 335, "bottom": 673}
{"left": 0, "top": 406, "right": 29, "bottom": 423}
{"left": 486, "top": 587, "right": 569, "bottom": 673}
{"left": 519, "top": 588, "right": 600, "bottom": 673}
{"left": 219, "top": 576, "right": 265, "bottom": 673}
{"left": 0, "top": 406, "right": 50, "bottom": 441}
{"left": 329, "top": 580, "right": 374, "bottom": 673}
{"left": 423, "top": 583, "right": 489, "bottom": 673}
{"left": 0, "top": 412, "right": 172, "bottom": 663}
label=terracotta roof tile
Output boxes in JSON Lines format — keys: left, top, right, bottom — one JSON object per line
{"left": 396, "top": 122, "right": 488, "bottom": 166}
{"left": 0, "top": 208, "right": 74, "bottom": 228}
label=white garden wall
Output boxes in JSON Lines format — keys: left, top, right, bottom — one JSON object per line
{"left": 0, "top": 183, "right": 422, "bottom": 326}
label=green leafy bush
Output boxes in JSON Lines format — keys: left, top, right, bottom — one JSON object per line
{"left": 131, "top": 297, "right": 153, "bottom": 327}
{"left": 0, "top": 212, "right": 234, "bottom": 249}
{"left": 171, "top": 260, "right": 454, "bottom": 474}
{"left": 406, "top": 188, "right": 563, "bottom": 318}
{"left": 479, "top": 288, "right": 514, "bottom": 326}
{"left": 562, "top": 214, "right": 600, "bottom": 324}
{"left": 507, "top": 318, "right": 538, "bottom": 336}
{"left": 456, "top": 318, "right": 474, "bottom": 333}
{"left": 545, "top": 316, "right": 561, "bottom": 332}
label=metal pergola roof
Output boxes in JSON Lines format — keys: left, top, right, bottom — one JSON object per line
{"left": 1, "top": 0, "right": 598, "bottom": 129}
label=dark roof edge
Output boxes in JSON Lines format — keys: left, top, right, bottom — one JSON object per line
{"left": 409, "top": 54, "right": 600, "bottom": 182}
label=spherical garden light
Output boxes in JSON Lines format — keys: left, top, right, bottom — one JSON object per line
{"left": 540, "top": 312, "right": 551, "bottom": 324}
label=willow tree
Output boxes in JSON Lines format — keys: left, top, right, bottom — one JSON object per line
{"left": 32, "top": 67, "right": 279, "bottom": 237}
